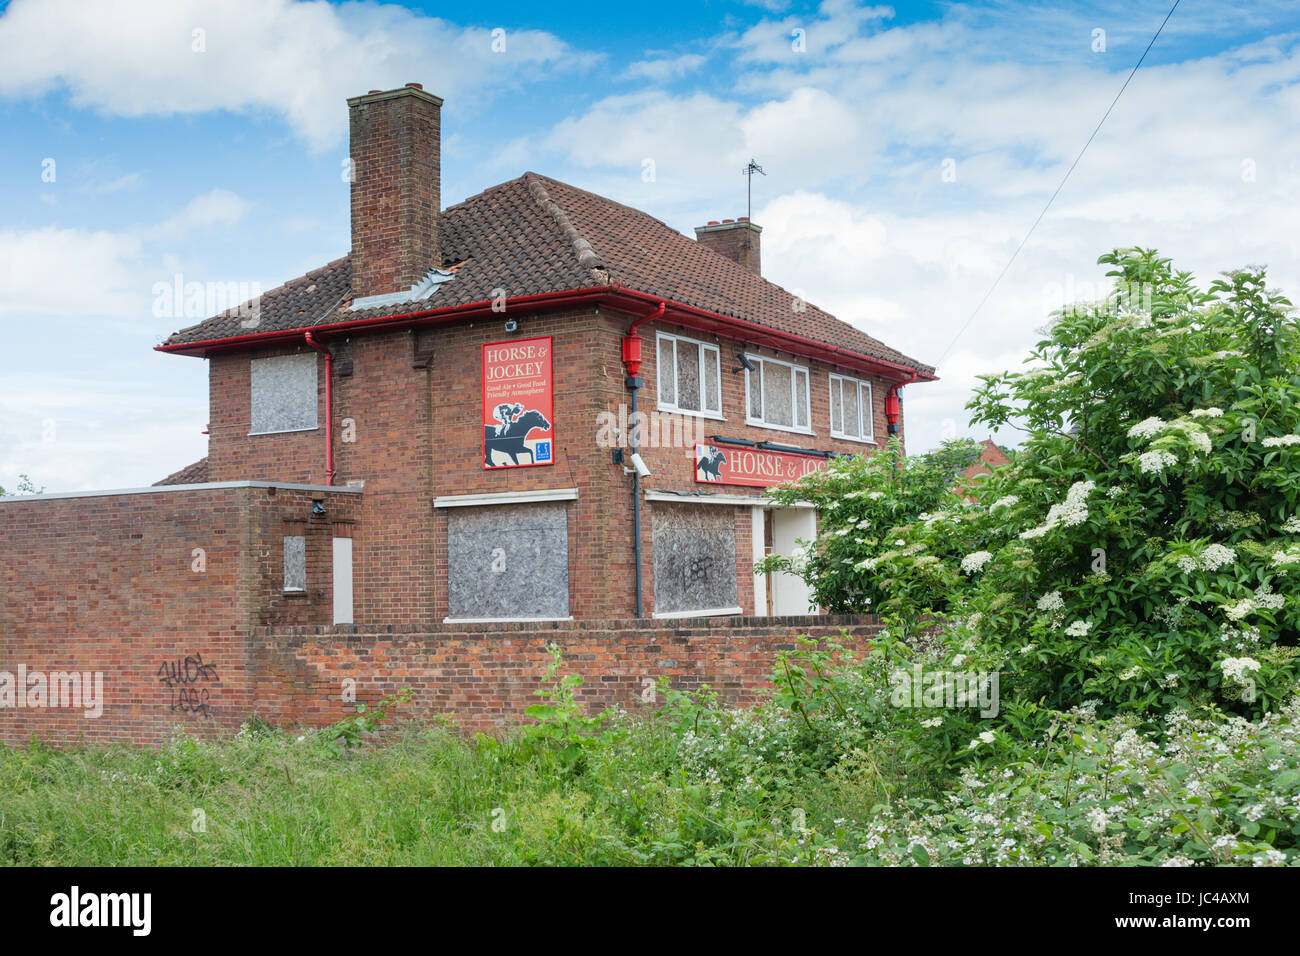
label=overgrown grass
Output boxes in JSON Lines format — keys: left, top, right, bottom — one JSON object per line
{"left": 4, "top": 637, "right": 1296, "bottom": 866}
{"left": 0, "top": 713, "right": 904, "bottom": 866}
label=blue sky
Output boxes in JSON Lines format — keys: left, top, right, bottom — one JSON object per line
{"left": 2, "top": 0, "right": 1298, "bottom": 491}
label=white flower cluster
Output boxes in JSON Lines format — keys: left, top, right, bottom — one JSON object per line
{"left": 1218, "top": 657, "right": 1261, "bottom": 683}
{"left": 1187, "top": 427, "right": 1212, "bottom": 455}
{"left": 1200, "top": 543, "right": 1238, "bottom": 571}
{"left": 1064, "top": 620, "right": 1092, "bottom": 637}
{"left": 867, "top": 491, "right": 885, "bottom": 500}
{"left": 1138, "top": 449, "right": 1178, "bottom": 474}
{"left": 1018, "top": 480, "right": 1094, "bottom": 539}
{"left": 1224, "top": 599, "right": 1255, "bottom": 622}
{"left": 960, "top": 551, "right": 994, "bottom": 574}
{"left": 1037, "top": 591, "right": 1065, "bottom": 613}
{"left": 1283, "top": 516, "right": 1300, "bottom": 534}
{"left": 1128, "top": 416, "right": 1167, "bottom": 440}
{"left": 990, "top": 495, "right": 1019, "bottom": 510}
{"left": 1262, "top": 434, "right": 1300, "bottom": 447}
{"left": 1272, "top": 545, "right": 1300, "bottom": 567}
{"left": 1254, "top": 583, "right": 1285, "bottom": 611}
{"left": 1190, "top": 407, "right": 1224, "bottom": 418}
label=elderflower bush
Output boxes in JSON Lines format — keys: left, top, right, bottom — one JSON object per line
{"left": 848, "top": 689, "right": 1300, "bottom": 866}
{"left": 756, "top": 439, "right": 981, "bottom": 613}
{"left": 801, "top": 248, "right": 1300, "bottom": 723}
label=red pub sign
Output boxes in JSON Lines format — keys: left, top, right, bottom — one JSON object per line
{"left": 482, "top": 336, "right": 554, "bottom": 469}
{"left": 694, "top": 442, "right": 831, "bottom": 488}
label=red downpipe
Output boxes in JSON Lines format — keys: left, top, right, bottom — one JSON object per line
{"left": 303, "top": 332, "right": 336, "bottom": 486}
{"left": 885, "top": 369, "right": 917, "bottom": 436}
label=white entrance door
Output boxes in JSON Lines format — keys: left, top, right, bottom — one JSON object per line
{"left": 757, "top": 507, "right": 818, "bottom": 616}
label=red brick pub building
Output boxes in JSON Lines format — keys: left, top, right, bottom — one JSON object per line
{"left": 0, "top": 85, "right": 935, "bottom": 744}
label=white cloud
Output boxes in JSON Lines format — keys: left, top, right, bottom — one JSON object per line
{"left": 0, "top": 227, "right": 142, "bottom": 319}
{"left": 144, "top": 188, "right": 254, "bottom": 241}
{"left": 0, "top": 0, "right": 586, "bottom": 150}
{"left": 0, "top": 189, "right": 254, "bottom": 322}
{"left": 624, "top": 54, "right": 708, "bottom": 83}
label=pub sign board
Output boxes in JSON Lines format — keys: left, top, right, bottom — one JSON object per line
{"left": 482, "top": 336, "right": 555, "bottom": 469}
{"left": 694, "top": 442, "right": 831, "bottom": 487}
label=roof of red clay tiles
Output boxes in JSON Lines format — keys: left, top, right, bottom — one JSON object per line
{"left": 153, "top": 456, "right": 209, "bottom": 486}
{"left": 161, "top": 172, "right": 933, "bottom": 375}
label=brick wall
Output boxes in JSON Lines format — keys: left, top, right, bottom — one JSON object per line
{"left": 201, "top": 305, "right": 905, "bottom": 624}
{"left": 0, "top": 485, "right": 358, "bottom": 744}
{"left": 258, "top": 615, "right": 882, "bottom": 734}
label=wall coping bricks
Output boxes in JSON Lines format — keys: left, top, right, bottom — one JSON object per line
{"left": 0, "top": 480, "right": 364, "bottom": 504}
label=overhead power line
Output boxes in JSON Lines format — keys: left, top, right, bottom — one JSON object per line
{"left": 937, "top": 0, "right": 1181, "bottom": 366}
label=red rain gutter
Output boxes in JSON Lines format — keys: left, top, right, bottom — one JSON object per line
{"left": 303, "top": 332, "right": 335, "bottom": 486}
{"left": 157, "top": 285, "right": 936, "bottom": 384}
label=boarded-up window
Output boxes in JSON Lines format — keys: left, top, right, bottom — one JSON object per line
{"left": 447, "top": 503, "right": 570, "bottom": 620}
{"left": 652, "top": 505, "right": 738, "bottom": 615}
{"left": 656, "top": 332, "right": 720, "bottom": 415}
{"left": 746, "top": 355, "right": 810, "bottom": 432}
{"left": 251, "top": 353, "right": 318, "bottom": 434}
{"left": 830, "top": 373, "right": 873, "bottom": 441}
{"left": 283, "top": 535, "right": 306, "bottom": 591}
{"left": 657, "top": 336, "right": 676, "bottom": 407}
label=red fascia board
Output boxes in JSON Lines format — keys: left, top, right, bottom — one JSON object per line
{"left": 155, "top": 285, "right": 937, "bottom": 383}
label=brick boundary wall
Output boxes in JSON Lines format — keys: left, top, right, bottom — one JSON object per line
{"left": 1, "top": 611, "right": 880, "bottom": 746}
{"left": 252, "top": 614, "right": 883, "bottom": 734}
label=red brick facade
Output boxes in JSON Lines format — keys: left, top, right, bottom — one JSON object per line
{"left": 197, "top": 305, "right": 905, "bottom": 624}
{"left": 0, "top": 83, "right": 928, "bottom": 745}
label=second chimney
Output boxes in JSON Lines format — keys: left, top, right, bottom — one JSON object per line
{"left": 347, "top": 83, "right": 443, "bottom": 299}
{"left": 694, "top": 218, "right": 762, "bottom": 275}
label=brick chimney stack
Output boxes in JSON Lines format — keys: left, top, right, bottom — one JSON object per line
{"left": 347, "top": 83, "right": 443, "bottom": 298}
{"left": 694, "top": 218, "right": 762, "bottom": 276}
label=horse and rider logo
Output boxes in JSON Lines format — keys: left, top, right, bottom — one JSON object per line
{"left": 696, "top": 445, "right": 727, "bottom": 481}
{"left": 484, "top": 403, "right": 552, "bottom": 467}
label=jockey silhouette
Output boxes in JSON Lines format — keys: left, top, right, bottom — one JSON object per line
{"left": 493, "top": 402, "right": 524, "bottom": 437}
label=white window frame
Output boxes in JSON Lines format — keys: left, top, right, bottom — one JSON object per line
{"left": 744, "top": 354, "right": 813, "bottom": 435}
{"left": 655, "top": 332, "right": 724, "bottom": 420}
{"left": 828, "top": 373, "right": 875, "bottom": 443}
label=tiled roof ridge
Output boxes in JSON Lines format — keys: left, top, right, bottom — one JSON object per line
{"left": 521, "top": 172, "right": 609, "bottom": 285}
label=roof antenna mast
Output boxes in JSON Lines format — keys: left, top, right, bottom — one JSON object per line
{"left": 743, "top": 158, "right": 765, "bottom": 221}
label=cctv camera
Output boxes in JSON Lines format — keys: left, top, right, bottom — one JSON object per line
{"left": 629, "top": 452, "right": 651, "bottom": 478}
{"left": 504, "top": 319, "right": 518, "bottom": 333}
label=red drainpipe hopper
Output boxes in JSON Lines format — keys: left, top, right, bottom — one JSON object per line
{"left": 885, "top": 369, "right": 917, "bottom": 437}
{"left": 622, "top": 301, "right": 665, "bottom": 376}
{"left": 303, "top": 332, "right": 336, "bottom": 486}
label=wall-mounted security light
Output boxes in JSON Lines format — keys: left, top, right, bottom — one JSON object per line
{"left": 311, "top": 500, "right": 327, "bottom": 516}
{"left": 732, "top": 353, "right": 756, "bottom": 374}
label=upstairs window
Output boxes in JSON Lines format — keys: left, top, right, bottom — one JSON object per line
{"left": 656, "top": 332, "right": 722, "bottom": 417}
{"left": 829, "top": 374, "right": 875, "bottom": 442}
{"left": 250, "top": 352, "right": 318, "bottom": 435}
{"left": 745, "top": 355, "right": 810, "bottom": 433}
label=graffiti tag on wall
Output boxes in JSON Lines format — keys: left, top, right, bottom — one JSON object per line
{"left": 156, "top": 653, "right": 220, "bottom": 719}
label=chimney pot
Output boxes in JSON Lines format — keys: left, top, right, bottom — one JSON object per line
{"left": 405, "top": 82, "right": 423, "bottom": 90}
{"left": 368, "top": 89, "right": 381, "bottom": 94}
{"left": 694, "top": 218, "right": 762, "bottom": 276}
